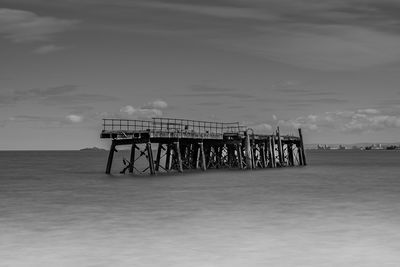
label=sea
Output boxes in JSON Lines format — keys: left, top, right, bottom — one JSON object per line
{"left": 1, "top": 150, "right": 399, "bottom": 267}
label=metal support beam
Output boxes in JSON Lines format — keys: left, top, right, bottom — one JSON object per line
{"left": 270, "top": 135, "right": 276, "bottom": 168}
{"left": 276, "top": 127, "right": 283, "bottom": 166}
{"left": 288, "top": 143, "right": 294, "bottom": 166}
{"left": 129, "top": 141, "right": 136, "bottom": 173}
{"left": 106, "top": 140, "right": 116, "bottom": 174}
{"left": 155, "top": 143, "right": 163, "bottom": 171}
{"left": 174, "top": 141, "right": 183, "bottom": 172}
{"left": 261, "top": 143, "right": 267, "bottom": 168}
{"left": 199, "top": 142, "right": 206, "bottom": 171}
{"left": 165, "top": 144, "right": 172, "bottom": 170}
{"left": 237, "top": 143, "right": 243, "bottom": 169}
{"left": 146, "top": 142, "right": 155, "bottom": 175}
{"left": 298, "top": 128, "right": 307, "bottom": 166}
{"left": 245, "top": 132, "right": 253, "bottom": 169}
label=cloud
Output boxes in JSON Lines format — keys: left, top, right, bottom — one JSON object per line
{"left": 197, "top": 102, "right": 224, "bottom": 106}
{"left": 125, "top": 0, "right": 400, "bottom": 70}
{"left": 0, "top": 8, "right": 79, "bottom": 43}
{"left": 251, "top": 123, "right": 273, "bottom": 133}
{"left": 0, "top": 85, "right": 118, "bottom": 106}
{"left": 119, "top": 100, "right": 169, "bottom": 118}
{"left": 144, "top": 99, "right": 168, "bottom": 109}
{"left": 120, "top": 105, "right": 163, "bottom": 118}
{"left": 178, "top": 84, "right": 254, "bottom": 99}
{"left": 6, "top": 115, "right": 66, "bottom": 127}
{"left": 278, "top": 107, "right": 400, "bottom": 133}
{"left": 4, "top": 113, "right": 87, "bottom": 127}
{"left": 191, "top": 84, "right": 236, "bottom": 93}
{"left": 34, "top": 44, "right": 65, "bottom": 54}
{"left": 0, "top": 85, "right": 78, "bottom": 105}
{"left": 357, "top": 108, "right": 380, "bottom": 114}
{"left": 136, "top": 1, "right": 271, "bottom": 20}
{"left": 42, "top": 93, "right": 119, "bottom": 105}
{"left": 65, "top": 114, "right": 83, "bottom": 123}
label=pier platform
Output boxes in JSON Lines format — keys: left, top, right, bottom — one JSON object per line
{"left": 100, "top": 118, "right": 306, "bottom": 175}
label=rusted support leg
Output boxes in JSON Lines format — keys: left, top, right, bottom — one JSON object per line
{"left": 271, "top": 135, "right": 276, "bottom": 168}
{"left": 199, "top": 142, "right": 206, "bottom": 171}
{"left": 174, "top": 141, "right": 183, "bottom": 173}
{"left": 237, "top": 143, "right": 244, "bottom": 169}
{"left": 265, "top": 139, "right": 271, "bottom": 168}
{"left": 261, "top": 143, "right": 267, "bottom": 168}
{"left": 276, "top": 127, "right": 283, "bottom": 166}
{"left": 252, "top": 144, "right": 258, "bottom": 168}
{"left": 165, "top": 144, "right": 172, "bottom": 170}
{"left": 245, "top": 133, "right": 253, "bottom": 169}
{"left": 146, "top": 142, "right": 155, "bottom": 175}
{"left": 155, "top": 143, "right": 163, "bottom": 171}
{"left": 216, "top": 145, "right": 223, "bottom": 169}
{"left": 298, "top": 128, "right": 307, "bottom": 166}
{"left": 282, "top": 143, "right": 287, "bottom": 166}
{"left": 129, "top": 141, "right": 136, "bottom": 173}
{"left": 192, "top": 144, "right": 199, "bottom": 169}
{"left": 106, "top": 140, "right": 116, "bottom": 174}
{"left": 288, "top": 143, "right": 294, "bottom": 166}
{"left": 297, "top": 144, "right": 303, "bottom": 166}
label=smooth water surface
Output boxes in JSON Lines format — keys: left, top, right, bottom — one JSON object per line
{"left": 1, "top": 150, "right": 400, "bottom": 266}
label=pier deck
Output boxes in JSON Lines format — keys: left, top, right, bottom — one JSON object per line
{"left": 100, "top": 118, "right": 306, "bottom": 175}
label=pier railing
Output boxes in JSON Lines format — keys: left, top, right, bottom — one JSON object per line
{"left": 102, "top": 118, "right": 247, "bottom": 137}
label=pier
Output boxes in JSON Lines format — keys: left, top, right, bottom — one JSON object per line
{"left": 100, "top": 118, "right": 307, "bottom": 175}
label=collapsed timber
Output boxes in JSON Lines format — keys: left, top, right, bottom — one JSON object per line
{"left": 101, "top": 118, "right": 307, "bottom": 175}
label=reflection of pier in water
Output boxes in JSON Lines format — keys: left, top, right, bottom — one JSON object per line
{"left": 100, "top": 118, "right": 307, "bottom": 175}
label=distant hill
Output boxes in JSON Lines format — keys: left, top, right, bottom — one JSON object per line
{"left": 79, "top": 147, "right": 107, "bottom": 152}
{"left": 306, "top": 143, "right": 400, "bottom": 150}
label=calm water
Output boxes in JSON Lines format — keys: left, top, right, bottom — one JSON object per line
{"left": 1, "top": 150, "right": 400, "bottom": 266}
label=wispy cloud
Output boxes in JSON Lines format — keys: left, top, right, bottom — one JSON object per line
{"left": 0, "top": 85, "right": 118, "bottom": 106}
{"left": 136, "top": 1, "right": 271, "bottom": 20}
{"left": 0, "top": 8, "right": 79, "bottom": 43}
{"left": 197, "top": 102, "right": 224, "bottom": 106}
{"left": 34, "top": 44, "right": 65, "bottom": 54}
{"left": 191, "top": 84, "right": 236, "bottom": 93}
{"left": 42, "top": 93, "right": 119, "bottom": 105}
{"left": 125, "top": 0, "right": 400, "bottom": 70}
{"left": 178, "top": 84, "right": 254, "bottom": 99}
{"left": 5, "top": 113, "right": 87, "bottom": 127}
{"left": 0, "top": 85, "right": 78, "bottom": 105}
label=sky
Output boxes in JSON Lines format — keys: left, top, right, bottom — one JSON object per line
{"left": 1, "top": 0, "right": 400, "bottom": 149}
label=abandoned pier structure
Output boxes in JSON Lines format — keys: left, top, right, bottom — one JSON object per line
{"left": 101, "top": 118, "right": 307, "bottom": 175}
